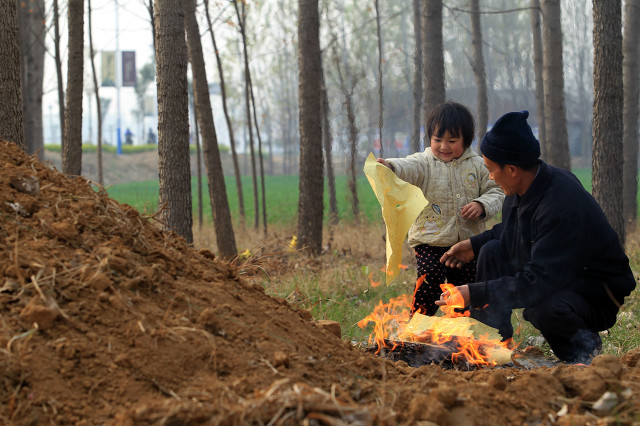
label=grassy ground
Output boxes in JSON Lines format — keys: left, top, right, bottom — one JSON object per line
{"left": 191, "top": 221, "right": 640, "bottom": 357}
{"left": 108, "top": 171, "right": 640, "bottom": 356}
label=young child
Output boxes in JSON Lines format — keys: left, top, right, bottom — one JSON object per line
{"left": 377, "top": 100, "right": 504, "bottom": 316}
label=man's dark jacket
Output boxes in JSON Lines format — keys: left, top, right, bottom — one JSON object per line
{"left": 467, "top": 161, "right": 635, "bottom": 324}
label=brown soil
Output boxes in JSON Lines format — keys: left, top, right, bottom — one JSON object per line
{"left": 2, "top": 140, "right": 640, "bottom": 425}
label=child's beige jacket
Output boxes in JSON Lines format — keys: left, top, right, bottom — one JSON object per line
{"left": 387, "top": 147, "right": 504, "bottom": 248}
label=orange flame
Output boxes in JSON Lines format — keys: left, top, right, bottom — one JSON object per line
{"left": 357, "top": 294, "right": 413, "bottom": 354}
{"left": 438, "top": 283, "right": 470, "bottom": 318}
{"left": 359, "top": 280, "right": 512, "bottom": 366}
{"left": 410, "top": 274, "right": 426, "bottom": 314}
{"left": 368, "top": 272, "right": 382, "bottom": 288}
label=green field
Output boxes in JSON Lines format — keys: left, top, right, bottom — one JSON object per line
{"left": 105, "top": 168, "right": 629, "bottom": 225}
{"left": 106, "top": 174, "right": 383, "bottom": 225}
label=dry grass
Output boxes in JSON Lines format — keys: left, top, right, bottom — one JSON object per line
{"left": 194, "top": 220, "right": 392, "bottom": 263}
{"left": 193, "top": 220, "right": 640, "bottom": 352}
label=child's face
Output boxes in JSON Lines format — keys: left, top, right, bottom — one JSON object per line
{"left": 430, "top": 129, "right": 465, "bottom": 162}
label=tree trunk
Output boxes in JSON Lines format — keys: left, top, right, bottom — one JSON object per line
{"left": 422, "top": 0, "right": 445, "bottom": 127}
{"left": 530, "top": 0, "right": 546, "bottom": 160}
{"left": 622, "top": 0, "right": 640, "bottom": 230}
{"left": 192, "top": 96, "right": 203, "bottom": 230}
{"left": 234, "top": 0, "right": 260, "bottom": 230}
{"left": 321, "top": 70, "right": 338, "bottom": 226}
{"left": 277, "top": 0, "right": 297, "bottom": 176}
{"left": 18, "top": 0, "right": 45, "bottom": 158}
{"left": 346, "top": 86, "right": 360, "bottom": 224}
{"left": 0, "top": 0, "right": 25, "bottom": 150}
{"left": 573, "top": 7, "right": 592, "bottom": 163}
{"left": 297, "top": 0, "right": 324, "bottom": 255}
{"left": 154, "top": 0, "right": 193, "bottom": 244}
{"left": 249, "top": 79, "right": 268, "bottom": 236}
{"left": 183, "top": 0, "right": 237, "bottom": 257}
{"left": 262, "top": 101, "right": 275, "bottom": 174}
{"left": 283, "top": 71, "right": 294, "bottom": 175}
{"left": 146, "top": 0, "right": 156, "bottom": 53}
{"left": 374, "top": 0, "right": 384, "bottom": 158}
{"left": 187, "top": 82, "right": 202, "bottom": 230}
{"left": 87, "top": 0, "right": 103, "bottom": 185}
{"left": 53, "top": 0, "right": 65, "bottom": 150}
{"left": 203, "top": 0, "right": 245, "bottom": 226}
{"left": 592, "top": 0, "right": 624, "bottom": 245}
{"left": 541, "top": 0, "right": 570, "bottom": 170}
{"left": 501, "top": 0, "right": 517, "bottom": 108}
{"left": 335, "top": 53, "right": 360, "bottom": 225}
{"left": 62, "top": 0, "right": 84, "bottom": 176}
{"left": 411, "top": 0, "right": 422, "bottom": 153}
{"left": 469, "top": 0, "right": 488, "bottom": 149}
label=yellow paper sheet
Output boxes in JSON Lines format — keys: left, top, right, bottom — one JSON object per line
{"left": 403, "top": 313, "right": 513, "bottom": 365}
{"left": 363, "top": 153, "right": 429, "bottom": 285}
{"left": 405, "top": 313, "right": 502, "bottom": 341}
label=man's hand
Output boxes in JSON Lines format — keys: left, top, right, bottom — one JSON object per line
{"left": 461, "top": 201, "right": 485, "bottom": 220}
{"left": 440, "top": 239, "right": 474, "bottom": 268}
{"left": 435, "top": 284, "right": 470, "bottom": 308}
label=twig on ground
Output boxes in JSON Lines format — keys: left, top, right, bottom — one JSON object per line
{"left": 6, "top": 328, "right": 38, "bottom": 352}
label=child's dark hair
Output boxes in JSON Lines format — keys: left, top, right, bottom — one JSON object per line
{"left": 425, "top": 100, "right": 475, "bottom": 149}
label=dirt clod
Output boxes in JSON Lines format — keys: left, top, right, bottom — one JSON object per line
{"left": 273, "top": 350, "right": 289, "bottom": 368}
{"left": 316, "top": 319, "right": 342, "bottom": 338}
{"left": 591, "top": 354, "right": 623, "bottom": 378}
{"left": 19, "top": 297, "right": 58, "bottom": 330}
{"left": 487, "top": 372, "right": 508, "bottom": 390}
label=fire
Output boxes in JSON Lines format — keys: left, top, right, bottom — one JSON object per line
{"left": 368, "top": 272, "right": 382, "bottom": 288}
{"left": 357, "top": 294, "right": 413, "bottom": 353}
{"left": 438, "top": 283, "right": 470, "bottom": 318}
{"left": 359, "top": 282, "right": 513, "bottom": 367}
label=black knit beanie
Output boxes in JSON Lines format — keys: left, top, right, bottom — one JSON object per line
{"left": 480, "top": 110, "right": 540, "bottom": 166}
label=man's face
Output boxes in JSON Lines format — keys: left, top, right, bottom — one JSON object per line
{"left": 484, "top": 156, "right": 517, "bottom": 196}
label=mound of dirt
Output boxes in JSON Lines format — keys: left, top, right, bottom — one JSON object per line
{"left": 2, "top": 140, "right": 640, "bottom": 425}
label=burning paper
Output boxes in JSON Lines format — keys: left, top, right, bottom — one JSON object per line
{"left": 359, "top": 289, "right": 513, "bottom": 367}
{"left": 363, "top": 153, "right": 429, "bottom": 285}
{"left": 401, "top": 313, "right": 513, "bottom": 366}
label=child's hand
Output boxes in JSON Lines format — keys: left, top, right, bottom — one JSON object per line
{"left": 376, "top": 158, "right": 395, "bottom": 172}
{"left": 461, "top": 201, "right": 485, "bottom": 220}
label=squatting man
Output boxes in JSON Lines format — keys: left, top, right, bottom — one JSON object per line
{"left": 435, "top": 110, "right": 636, "bottom": 364}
